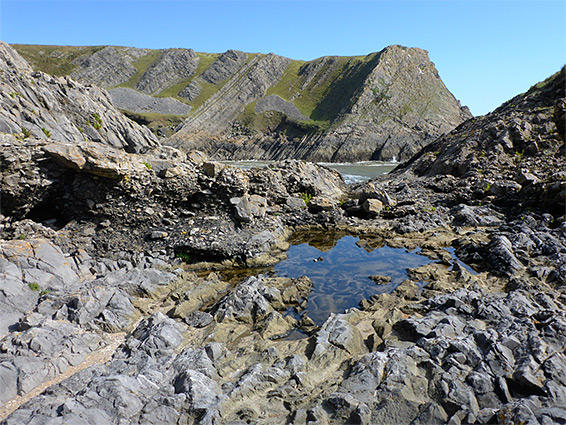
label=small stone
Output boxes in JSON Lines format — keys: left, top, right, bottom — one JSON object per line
{"left": 369, "top": 274, "right": 392, "bottom": 284}
{"left": 149, "top": 230, "right": 168, "bottom": 240}
{"left": 184, "top": 311, "right": 213, "bottom": 328}
{"left": 362, "top": 199, "right": 383, "bottom": 216}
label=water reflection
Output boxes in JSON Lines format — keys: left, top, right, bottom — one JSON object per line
{"left": 274, "top": 235, "right": 434, "bottom": 325}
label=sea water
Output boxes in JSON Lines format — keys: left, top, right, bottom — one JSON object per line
{"left": 219, "top": 160, "right": 398, "bottom": 184}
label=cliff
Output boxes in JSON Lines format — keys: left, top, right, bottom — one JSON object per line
{"left": 0, "top": 42, "right": 158, "bottom": 153}
{"left": 1, "top": 39, "right": 565, "bottom": 425}
{"left": 13, "top": 43, "right": 471, "bottom": 161}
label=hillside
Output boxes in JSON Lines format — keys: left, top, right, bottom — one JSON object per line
{"left": 13, "top": 43, "right": 471, "bottom": 161}
{"left": 1, "top": 41, "right": 565, "bottom": 425}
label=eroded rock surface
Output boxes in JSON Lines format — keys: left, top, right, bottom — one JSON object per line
{"left": 1, "top": 43, "right": 565, "bottom": 424}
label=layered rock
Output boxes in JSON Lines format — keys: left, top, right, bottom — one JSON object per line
{"left": 70, "top": 46, "right": 150, "bottom": 88}
{"left": 135, "top": 48, "right": 200, "bottom": 95}
{"left": 1, "top": 41, "right": 565, "bottom": 425}
{"left": 14, "top": 43, "right": 470, "bottom": 162}
{"left": 169, "top": 53, "right": 293, "bottom": 141}
{"left": 0, "top": 41, "right": 158, "bottom": 153}
{"left": 168, "top": 45, "right": 471, "bottom": 162}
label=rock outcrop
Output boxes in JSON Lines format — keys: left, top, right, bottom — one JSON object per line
{"left": 14, "top": 43, "right": 470, "bottom": 161}
{"left": 0, "top": 41, "right": 158, "bottom": 153}
{"left": 135, "top": 48, "right": 200, "bottom": 95}
{"left": 1, "top": 41, "right": 565, "bottom": 425}
{"left": 70, "top": 46, "right": 150, "bottom": 89}
{"left": 169, "top": 45, "right": 471, "bottom": 162}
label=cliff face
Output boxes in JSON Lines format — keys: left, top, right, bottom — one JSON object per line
{"left": 0, "top": 42, "right": 158, "bottom": 153}
{"left": 13, "top": 43, "right": 471, "bottom": 161}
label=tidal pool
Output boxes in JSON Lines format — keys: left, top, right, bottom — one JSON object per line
{"left": 273, "top": 232, "right": 450, "bottom": 326}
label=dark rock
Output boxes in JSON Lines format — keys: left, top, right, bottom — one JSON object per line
{"left": 553, "top": 98, "right": 565, "bottom": 140}
{"left": 487, "top": 236, "right": 525, "bottom": 276}
{"left": 184, "top": 311, "right": 213, "bottom": 328}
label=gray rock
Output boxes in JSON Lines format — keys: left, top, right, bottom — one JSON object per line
{"left": 109, "top": 87, "right": 191, "bottom": 115}
{"left": 201, "top": 49, "right": 248, "bottom": 84}
{"left": 178, "top": 80, "right": 202, "bottom": 101}
{"left": 71, "top": 46, "right": 147, "bottom": 88}
{"left": 129, "top": 312, "right": 185, "bottom": 355}
{"left": 255, "top": 95, "right": 308, "bottom": 121}
{"left": 488, "top": 235, "right": 525, "bottom": 276}
{"left": 214, "top": 276, "right": 273, "bottom": 323}
{"left": 231, "top": 193, "right": 267, "bottom": 223}
{"left": 136, "top": 48, "right": 200, "bottom": 95}
{"left": 0, "top": 362, "right": 18, "bottom": 404}
{"left": 173, "top": 369, "right": 221, "bottom": 411}
{"left": 184, "top": 311, "right": 213, "bottom": 328}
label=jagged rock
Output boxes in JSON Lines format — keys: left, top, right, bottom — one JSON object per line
{"left": 488, "top": 235, "right": 525, "bottom": 276}
{"left": 0, "top": 42, "right": 158, "bottom": 153}
{"left": 201, "top": 49, "right": 248, "bottom": 84}
{"left": 128, "top": 312, "right": 185, "bottom": 356}
{"left": 136, "top": 48, "right": 199, "bottom": 95}
{"left": 213, "top": 276, "right": 273, "bottom": 323}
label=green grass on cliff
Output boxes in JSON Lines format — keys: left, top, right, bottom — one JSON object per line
{"left": 12, "top": 44, "right": 106, "bottom": 75}
{"left": 262, "top": 52, "right": 381, "bottom": 127}
{"left": 155, "top": 52, "right": 219, "bottom": 100}
{"left": 117, "top": 50, "right": 162, "bottom": 90}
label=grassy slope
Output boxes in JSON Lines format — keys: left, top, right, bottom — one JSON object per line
{"left": 11, "top": 44, "right": 106, "bottom": 76}
{"left": 12, "top": 44, "right": 385, "bottom": 136}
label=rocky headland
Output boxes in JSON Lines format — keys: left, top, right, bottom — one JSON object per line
{"left": 1, "top": 40, "right": 565, "bottom": 424}
{"left": 13, "top": 43, "right": 471, "bottom": 162}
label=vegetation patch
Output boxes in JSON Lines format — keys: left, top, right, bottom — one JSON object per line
{"left": 121, "top": 110, "right": 186, "bottom": 136}
{"left": 91, "top": 112, "right": 103, "bottom": 129}
{"left": 28, "top": 282, "right": 41, "bottom": 292}
{"left": 12, "top": 44, "right": 106, "bottom": 75}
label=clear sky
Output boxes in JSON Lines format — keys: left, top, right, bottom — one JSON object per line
{"left": 0, "top": 0, "right": 564, "bottom": 116}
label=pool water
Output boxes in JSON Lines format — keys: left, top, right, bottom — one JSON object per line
{"left": 274, "top": 233, "right": 440, "bottom": 325}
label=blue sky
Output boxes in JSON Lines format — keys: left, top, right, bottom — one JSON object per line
{"left": 1, "top": 0, "right": 564, "bottom": 116}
